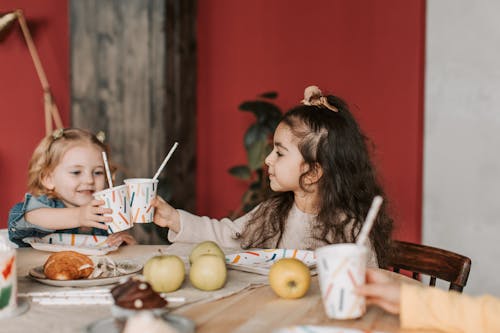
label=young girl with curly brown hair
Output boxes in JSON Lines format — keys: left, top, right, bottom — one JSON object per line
{"left": 152, "top": 86, "right": 393, "bottom": 267}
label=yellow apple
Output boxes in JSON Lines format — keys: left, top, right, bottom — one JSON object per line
{"left": 189, "top": 254, "right": 227, "bottom": 291}
{"left": 189, "top": 240, "right": 225, "bottom": 264}
{"left": 143, "top": 255, "right": 185, "bottom": 293}
{"left": 268, "top": 258, "right": 311, "bottom": 299}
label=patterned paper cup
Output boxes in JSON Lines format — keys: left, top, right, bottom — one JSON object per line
{"left": 315, "top": 244, "right": 368, "bottom": 319}
{"left": 93, "top": 185, "right": 132, "bottom": 234}
{"left": 0, "top": 239, "right": 17, "bottom": 318}
{"left": 124, "top": 178, "right": 158, "bottom": 223}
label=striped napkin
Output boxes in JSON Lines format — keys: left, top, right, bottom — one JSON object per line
{"left": 19, "top": 289, "right": 185, "bottom": 306}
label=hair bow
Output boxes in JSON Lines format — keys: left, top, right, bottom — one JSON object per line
{"left": 301, "top": 85, "right": 338, "bottom": 112}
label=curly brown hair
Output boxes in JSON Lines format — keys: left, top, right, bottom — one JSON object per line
{"left": 239, "top": 94, "right": 393, "bottom": 267}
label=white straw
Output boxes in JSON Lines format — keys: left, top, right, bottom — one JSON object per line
{"left": 152, "top": 142, "right": 179, "bottom": 181}
{"left": 101, "top": 151, "right": 114, "bottom": 188}
{"left": 356, "top": 195, "right": 384, "bottom": 246}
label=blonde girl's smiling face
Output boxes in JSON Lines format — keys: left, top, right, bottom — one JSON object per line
{"left": 42, "top": 143, "right": 106, "bottom": 207}
{"left": 265, "top": 123, "right": 308, "bottom": 193}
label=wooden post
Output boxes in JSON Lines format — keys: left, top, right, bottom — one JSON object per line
{"left": 70, "top": 0, "right": 197, "bottom": 244}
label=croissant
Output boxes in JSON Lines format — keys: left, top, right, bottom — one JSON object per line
{"left": 43, "top": 251, "right": 94, "bottom": 280}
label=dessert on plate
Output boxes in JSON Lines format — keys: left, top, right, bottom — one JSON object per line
{"left": 110, "top": 277, "right": 168, "bottom": 318}
{"left": 123, "top": 311, "right": 179, "bottom": 333}
{"left": 43, "top": 250, "right": 94, "bottom": 280}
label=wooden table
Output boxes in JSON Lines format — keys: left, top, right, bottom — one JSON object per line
{"left": 174, "top": 271, "right": 433, "bottom": 333}
{"left": 4, "top": 244, "right": 438, "bottom": 333}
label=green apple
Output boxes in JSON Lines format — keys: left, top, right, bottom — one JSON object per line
{"left": 189, "top": 254, "right": 227, "bottom": 291}
{"left": 189, "top": 240, "right": 225, "bottom": 264}
{"left": 269, "top": 258, "right": 311, "bottom": 299}
{"left": 143, "top": 255, "right": 185, "bottom": 293}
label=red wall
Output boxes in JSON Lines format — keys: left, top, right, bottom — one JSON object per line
{"left": 197, "top": 0, "right": 425, "bottom": 242}
{"left": 0, "top": 0, "right": 69, "bottom": 228}
{"left": 0, "top": 0, "right": 424, "bottom": 243}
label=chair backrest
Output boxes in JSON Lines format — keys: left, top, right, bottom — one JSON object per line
{"left": 386, "top": 240, "right": 471, "bottom": 292}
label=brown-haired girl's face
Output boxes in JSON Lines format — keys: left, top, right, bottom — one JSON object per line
{"left": 42, "top": 143, "right": 106, "bottom": 207}
{"left": 264, "top": 123, "right": 309, "bottom": 194}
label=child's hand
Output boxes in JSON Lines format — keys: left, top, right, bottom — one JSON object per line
{"left": 76, "top": 199, "right": 112, "bottom": 230}
{"left": 106, "top": 231, "right": 137, "bottom": 247}
{"left": 151, "top": 196, "right": 180, "bottom": 232}
{"left": 356, "top": 268, "right": 401, "bottom": 314}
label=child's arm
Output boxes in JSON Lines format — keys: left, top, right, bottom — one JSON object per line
{"left": 356, "top": 268, "right": 401, "bottom": 314}
{"left": 400, "top": 283, "right": 500, "bottom": 333}
{"left": 106, "top": 231, "right": 137, "bottom": 246}
{"left": 151, "top": 195, "right": 255, "bottom": 248}
{"left": 151, "top": 196, "right": 180, "bottom": 232}
{"left": 358, "top": 268, "right": 500, "bottom": 333}
{"left": 25, "top": 199, "right": 111, "bottom": 230}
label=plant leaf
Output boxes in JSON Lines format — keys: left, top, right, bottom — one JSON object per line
{"left": 248, "top": 139, "right": 268, "bottom": 171}
{"left": 244, "top": 123, "right": 270, "bottom": 150}
{"left": 228, "top": 165, "right": 251, "bottom": 180}
{"left": 259, "top": 91, "right": 278, "bottom": 99}
{"left": 238, "top": 101, "right": 282, "bottom": 124}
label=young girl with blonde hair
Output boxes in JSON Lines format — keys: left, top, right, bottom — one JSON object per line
{"left": 8, "top": 128, "right": 135, "bottom": 247}
{"left": 152, "top": 86, "right": 393, "bottom": 267}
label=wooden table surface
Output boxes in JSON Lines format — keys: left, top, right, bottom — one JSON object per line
{"left": 6, "top": 244, "right": 440, "bottom": 333}
{"left": 175, "top": 276, "right": 400, "bottom": 333}
{"left": 174, "top": 273, "right": 439, "bottom": 333}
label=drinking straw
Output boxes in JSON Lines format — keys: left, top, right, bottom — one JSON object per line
{"left": 101, "top": 151, "right": 114, "bottom": 188}
{"left": 152, "top": 142, "right": 179, "bottom": 181}
{"left": 356, "top": 195, "right": 383, "bottom": 246}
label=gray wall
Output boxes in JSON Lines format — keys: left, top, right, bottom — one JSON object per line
{"left": 424, "top": 0, "right": 500, "bottom": 295}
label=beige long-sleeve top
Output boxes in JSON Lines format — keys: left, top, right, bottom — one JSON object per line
{"left": 401, "top": 284, "right": 500, "bottom": 333}
{"left": 167, "top": 203, "right": 378, "bottom": 267}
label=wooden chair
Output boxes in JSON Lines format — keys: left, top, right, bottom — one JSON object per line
{"left": 386, "top": 240, "right": 471, "bottom": 292}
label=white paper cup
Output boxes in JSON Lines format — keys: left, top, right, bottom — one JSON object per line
{"left": 93, "top": 185, "right": 132, "bottom": 234}
{"left": 124, "top": 178, "right": 159, "bottom": 223}
{"left": 315, "top": 244, "right": 368, "bottom": 319}
{"left": 0, "top": 240, "right": 17, "bottom": 317}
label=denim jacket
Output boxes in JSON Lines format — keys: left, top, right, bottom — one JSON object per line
{"left": 8, "top": 193, "right": 107, "bottom": 247}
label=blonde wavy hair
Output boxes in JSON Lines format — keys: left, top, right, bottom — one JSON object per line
{"left": 27, "top": 128, "right": 113, "bottom": 197}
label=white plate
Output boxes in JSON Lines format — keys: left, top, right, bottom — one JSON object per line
{"left": 23, "top": 233, "right": 118, "bottom": 256}
{"left": 225, "top": 249, "right": 316, "bottom": 275}
{"left": 274, "top": 326, "right": 387, "bottom": 333}
{"left": 85, "top": 313, "right": 195, "bottom": 333}
{"left": 28, "top": 261, "right": 142, "bottom": 287}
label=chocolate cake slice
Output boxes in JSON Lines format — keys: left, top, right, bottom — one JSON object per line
{"left": 111, "top": 278, "right": 167, "bottom": 310}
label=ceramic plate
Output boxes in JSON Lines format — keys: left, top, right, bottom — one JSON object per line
{"left": 274, "top": 326, "right": 387, "bottom": 333}
{"left": 28, "top": 261, "right": 142, "bottom": 287}
{"left": 23, "top": 234, "right": 118, "bottom": 256}
{"left": 84, "top": 313, "right": 195, "bottom": 333}
{"left": 225, "top": 249, "right": 316, "bottom": 275}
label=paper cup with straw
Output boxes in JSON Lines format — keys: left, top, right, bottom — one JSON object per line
{"left": 315, "top": 195, "right": 383, "bottom": 319}
{"left": 316, "top": 243, "right": 368, "bottom": 319}
{"left": 123, "top": 178, "right": 158, "bottom": 223}
{"left": 93, "top": 185, "right": 132, "bottom": 234}
{"left": 122, "top": 142, "right": 179, "bottom": 223}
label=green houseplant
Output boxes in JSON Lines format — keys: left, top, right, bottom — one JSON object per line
{"left": 228, "top": 92, "right": 283, "bottom": 218}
